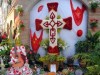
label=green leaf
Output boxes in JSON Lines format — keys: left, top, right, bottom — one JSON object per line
{"left": 87, "top": 30, "right": 92, "bottom": 39}
{"left": 93, "top": 31, "right": 100, "bottom": 41}
{"left": 57, "top": 15, "right": 61, "bottom": 19}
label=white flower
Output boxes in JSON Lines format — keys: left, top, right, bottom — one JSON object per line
{"left": 62, "top": 46, "right": 65, "bottom": 50}
{"left": 65, "top": 45, "right": 70, "bottom": 50}
{"left": 15, "top": 5, "right": 23, "bottom": 10}
{"left": 44, "top": 46, "right": 47, "bottom": 48}
{"left": 59, "top": 44, "right": 62, "bottom": 47}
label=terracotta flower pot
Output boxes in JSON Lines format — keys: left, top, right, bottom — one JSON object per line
{"left": 19, "top": 11, "right": 23, "bottom": 16}
{"left": 21, "top": 27, "right": 25, "bottom": 31}
{"left": 91, "top": 27, "right": 97, "bottom": 32}
{"left": 91, "top": 8, "right": 97, "bottom": 13}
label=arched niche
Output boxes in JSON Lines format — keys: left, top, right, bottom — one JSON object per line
{"left": 30, "top": 0, "right": 88, "bottom": 57}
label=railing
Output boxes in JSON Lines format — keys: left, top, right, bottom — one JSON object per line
{"left": 11, "top": 0, "right": 18, "bottom": 7}
{"left": 6, "top": 0, "right": 18, "bottom": 16}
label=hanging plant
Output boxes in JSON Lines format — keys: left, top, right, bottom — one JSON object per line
{"left": 89, "top": 18, "right": 98, "bottom": 31}
{"left": 20, "top": 23, "right": 25, "bottom": 31}
{"left": 20, "top": 21, "right": 25, "bottom": 31}
{"left": 89, "top": 0, "right": 100, "bottom": 12}
{"left": 40, "top": 38, "right": 67, "bottom": 52}
{"left": 15, "top": 5, "right": 24, "bottom": 16}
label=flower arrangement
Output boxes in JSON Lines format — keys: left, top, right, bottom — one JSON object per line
{"left": 15, "top": 5, "right": 23, "bottom": 13}
{"left": 90, "top": 18, "right": 98, "bottom": 31}
{"left": 19, "top": 21, "right": 25, "bottom": 31}
{"left": 39, "top": 54, "right": 66, "bottom": 63}
{"left": 40, "top": 38, "right": 67, "bottom": 51}
{"left": 40, "top": 38, "right": 49, "bottom": 50}
{"left": 74, "top": 53, "right": 91, "bottom": 62}
{"left": 89, "top": 0, "right": 100, "bottom": 12}
{"left": 40, "top": 14, "right": 67, "bottom": 52}
{"left": 20, "top": 24, "right": 25, "bottom": 29}
{"left": 56, "top": 55, "right": 66, "bottom": 62}
{"left": 15, "top": 5, "right": 24, "bottom": 16}
{"left": 57, "top": 38, "right": 67, "bottom": 51}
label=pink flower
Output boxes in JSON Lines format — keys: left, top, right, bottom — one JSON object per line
{"left": 90, "top": 18, "right": 98, "bottom": 23}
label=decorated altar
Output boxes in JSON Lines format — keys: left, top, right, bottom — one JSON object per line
{"left": 29, "top": 0, "right": 88, "bottom": 74}
{"left": 30, "top": 0, "right": 88, "bottom": 57}
{"left": 0, "top": 0, "right": 100, "bottom": 75}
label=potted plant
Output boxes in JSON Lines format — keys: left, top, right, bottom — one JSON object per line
{"left": 85, "top": 65, "right": 100, "bottom": 75}
{"left": 15, "top": 5, "right": 24, "bottom": 16}
{"left": 20, "top": 24, "right": 25, "bottom": 31}
{"left": 75, "top": 40, "right": 88, "bottom": 53}
{"left": 40, "top": 38, "right": 67, "bottom": 54}
{"left": 74, "top": 31, "right": 100, "bottom": 68}
{"left": 74, "top": 53, "right": 91, "bottom": 68}
{"left": 74, "top": 30, "right": 100, "bottom": 74}
{"left": 39, "top": 54, "right": 66, "bottom": 63}
{"left": 39, "top": 54, "right": 66, "bottom": 71}
{"left": 19, "top": 22, "right": 25, "bottom": 31}
{"left": 89, "top": 18, "right": 98, "bottom": 31}
{"left": 85, "top": 43, "right": 100, "bottom": 75}
{"left": 89, "top": 0, "right": 99, "bottom": 12}
{"left": 0, "top": 39, "right": 12, "bottom": 68}
{"left": 87, "top": 30, "right": 100, "bottom": 51}
{"left": 67, "top": 57, "right": 74, "bottom": 67}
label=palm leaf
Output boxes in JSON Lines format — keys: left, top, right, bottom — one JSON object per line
{"left": 87, "top": 30, "right": 92, "bottom": 39}
{"left": 92, "top": 31, "right": 100, "bottom": 41}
